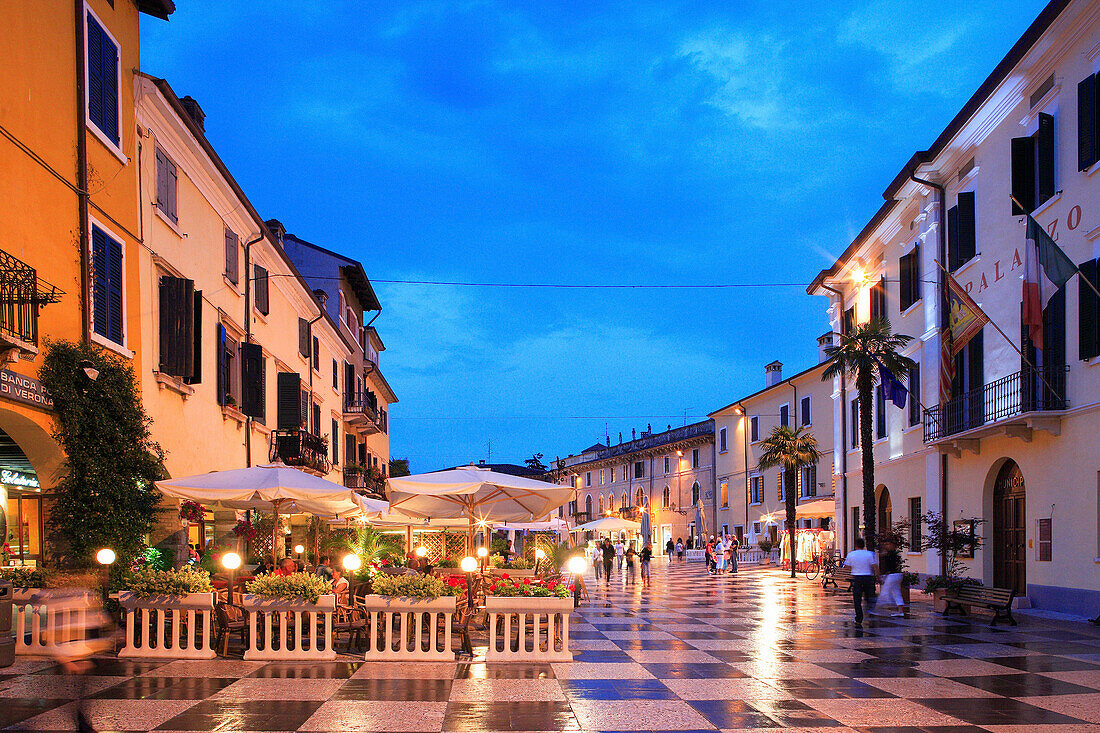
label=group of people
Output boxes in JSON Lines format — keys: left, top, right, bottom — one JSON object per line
{"left": 704, "top": 534, "right": 740, "bottom": 574}
{"left": 589, "top": 537, "right": 652, "bottom": 587}
{"left": 843, "top": 537, "right": 907, "bottom": 626}
{"left": 664, "top": 537, "right": 686, "bottom": 562}
{"left": 254, "top": 554, "right": 351, "bottom": 597}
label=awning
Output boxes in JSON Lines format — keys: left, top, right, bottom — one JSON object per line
{"left": 796, "top": 498, "right": 836, "bottom": 519}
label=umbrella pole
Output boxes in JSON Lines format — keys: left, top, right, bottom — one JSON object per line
{"left": 271, "top": 499, "right": 284, "bottom": 567}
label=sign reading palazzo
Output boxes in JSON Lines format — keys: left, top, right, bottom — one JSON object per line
{"left": 0, "top": 369, "right": 53, "bottom": 410}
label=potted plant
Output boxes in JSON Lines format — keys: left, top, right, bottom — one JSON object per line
{"left": 919, "top": 511, "right": 984, "bottom": 611}
{"left": 482, "top": 576, "right": 573, "bottom": 661}
{"left": 241, "top": 572, "right": 337, "bottom": 660}
{"left": 359, "top": 573, "right": 461, "bottom": 661}
{"left": 118, "top": 567, "right": 217, "bottom": 659}
{"left": 757, "top": 538, "right": 774, "bottom": 564}
{"left": 178, "top": 500, "right": 205, "bottom": 526}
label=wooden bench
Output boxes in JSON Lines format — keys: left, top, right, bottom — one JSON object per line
{"left": 942, "top": 585, "right": 1017, "bottom": 626}
{"left": 823, "top": 565, "right": 853, "bottom": 592}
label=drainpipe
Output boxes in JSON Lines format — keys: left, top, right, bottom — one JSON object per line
{"left": 306, "top": 311, "right": 323, "bottom": 433}
{"left": 75, "top": 0, "right": 90, "bottom": 343}
{"left": 910, "top": 171, "right": 949, "bottom": 576}
{"left": 785, "top": 375, "right": 800, "bottom": 531}
{"left": 817, "top": 283, "right": 848, "bottom": 553}
{"left": 242, "top": 232, "right": 264, "bottom": 467}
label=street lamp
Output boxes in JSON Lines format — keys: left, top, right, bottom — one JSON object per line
{"left": 460, "top": 555, "right": 478, "bottom": 610}
{"left": 477, "top": 545, "right": 488, "bottom": 571}
{"left": 293, "top": 544, "right": 305, "bottom": 566}
{"left": 533, "top": 547, "right": 546, "bottom": 575}
{"left": 567, "top": 555, "right": 587, "bottom": 608}
{"left": 342, "top": 554, "right": 362, "bottom": 572}
{"left": 96, "top": 547, "right": 115, "bottom": 599}
{"left": 222, "top": 552, "right": 241, "bottom": 604}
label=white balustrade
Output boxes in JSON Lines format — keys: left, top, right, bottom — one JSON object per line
{"left": 239, "top": 593, "right": 336, "bottom": 661}
{"left": 685, "top": 549, "right": 705, "bottom": 562}
{"left": 13, "top": 589, "right": 93, "bottom": 656}
{"left": 356, "top": 595, "right": 455, "bottom": 661}
{"left": 117, "top": 591, "right": 216, "bottom": 659}
{"left": 485, "top": 596, "right": 573, "bottom": 662}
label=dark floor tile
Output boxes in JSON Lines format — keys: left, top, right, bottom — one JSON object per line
{"left": 155, "top": 699, "right": 324, "bottom": 731}
{"left": 90, "top": 676, "right": 237, "bottom": 700}
{"left": 0, "top": 699, "right": 72, "bottom": 727}
{"left": 569, "top": 630, "right": 611, "bottom": 639}
{"left": 985, "top": 654, "right": 1100, "bottom": 672}
{"left": 1007, "top": 641, "right": 1100, "bottom": 654}
{"left": 686, "top": 699, "right": 780, "bottom": 728}
{"left": 668, "top": 630, "right": 745, "bottom": 640}
{"left": 442, "top": 701, "right": 580, "bottom": 731}
{"left": 642, "top": 662, "right": 748, "bottom": 679}
{"left": 949, "top": 672, "right": 1098, "bottom": 697}
{"left": 333, "top": 678, "right": 452, "bottom": 701}
{"left": 455, "top": 663, "right": 554, "bottom": 679}
{"left": 246, "top": 661, "right": 362, "bottom": 678}
{"left": 815, "top": 661, "right": 930, "bottom": 678}
{"left": 570, "top": 649, "right": 635, "bottom": 663}
{"left": 612, "top": 638, "right": 696, "bottom": 651}
{"left": 33, "top": 658, "right": 167, "bottom": 676}
{"left": 915, "top": 697, "right": 1088, "bottom": 725}
{"left": 560, "top": 678, "right": 674, "bottom": 699}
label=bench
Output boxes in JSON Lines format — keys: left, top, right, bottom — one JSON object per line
{"left": 823, "top": 565, "right": 853, "bottom": 592}
{"left": 942, "top": 585, "right": 1017, "bottom": 626}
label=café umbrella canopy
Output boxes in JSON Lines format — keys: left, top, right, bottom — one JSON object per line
{"left": 385, "top": 465, "right": 575, "bottom": 548}
{"left": 156, "top": 463, "right": 388, "bottom": 564}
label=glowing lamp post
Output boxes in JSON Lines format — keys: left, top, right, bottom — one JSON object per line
{"left": 567, "top": 555, "right": 587, "bottom": 608}
{"left": 415, "top": 545, "right": 429, "bottom": 574}
{"left": 342, "top": 554, "right": 362, "bottom": 573}
{"left": 96, "top": 547, "right": 115, "bottom": 598}
{"left": 534, "top": 547, "right": 546, "bottom": 575}
{"left": 222, "top": 551, "right": 241, "bottom": 604}
{"left": 293, "top": 544, "right": 304, "bottom": 561}
{"left": 460, "top": 555, "right": 478, "bottom": 610}
{"left": 476, "top": 545, "right": 488, "bottom": 571}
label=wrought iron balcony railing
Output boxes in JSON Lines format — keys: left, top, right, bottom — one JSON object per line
{"left": 0, "top": 249, "right": 63, "bottom": 348}
{"left": 343, "top": 390, "right": 384, "bottom": 434}
{"left": 924, "top": 365, "right": 1068, "bottom": 442}
{"left": 270, "top": 430, "right": 331, "bottom": 475}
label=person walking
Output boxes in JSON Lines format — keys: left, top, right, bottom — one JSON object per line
{"left": 728, "top": 535, "right": 739, "bottom": 573}
{"left": 877, "top": 539, "right": 907, "bottom": 617}
{"left": 624, "top": 542, "right": 637, "bottom": 585}
{"left": 640, "top": 543, "right": 652, "bottom": 587}
{"left": 591, "top": 541, "right": 602, "bottom": 581}
{"left": 675, "top": 538, "right": 684, "bottom": 562}
{"left": 601, "top": 539, "right": 615, "bottom": 582}
{"left": 844, "top": 537, "right": 879, "bottom": 626}
{"left": 614, "top": 539, "right": 625, "bottom": 571}
{"left": 665, "top": 538, "right": 675, "bottom": 563}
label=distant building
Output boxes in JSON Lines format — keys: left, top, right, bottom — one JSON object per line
{"left": 436, "top": 460, "right": 545, "bottom": 478}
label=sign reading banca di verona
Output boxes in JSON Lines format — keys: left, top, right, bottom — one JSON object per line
{"left": 0, "top": 369, "right": 53, "bottom": 410}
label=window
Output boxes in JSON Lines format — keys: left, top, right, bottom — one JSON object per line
{"left": 216, "top": 325, "right": 241, "bottom": 407}
{"left": 311, "top": 402, "right": 321, "bottom": 437}
{"left": 853, "top": 506, "right": 861, "bottom": 546}
{"left": 662, "top": 486, "right": 670, "bottom": 508}
{"left": 569, "top": 498, "right": 577, "bottom": 516}
{"left": 750, "top": 415, "right": 759, "bottom": 442}
{"left": 254, "top": 264, "right": 269, "bottom": 315}
{"left": 331, "top": 419, "right": 339, "bottom": 464}
{"left": 585, "top": 495, "right": 592, "bottom": 516}
{"left": 850, "top": 399, "right": 859, "bottom": 448}
{"left": 158, "top": 275, "right": 201, "bottom": 382}
{"left": 598, "top": 495, "right": 603, "bottom": 513}
{"left": 691, "top": 448, "right": 700, "bottom": 468}
{"left": 1079, "top": 73, "right": 1100, "bottom": 170}
{"left": 298, "top": 318, "right": 310, "bottom": 359}
{"left": 721, "top": 524, "right": 729, "bottom": 537}
{"left": 749, "top": 475, "right": 762, "bottom": 504}
{"left": 752, "top": 521, "right": 761, "bottom": 535}
{"left": 663, "top": 456, "right": 670, "bottom": 473}
{"left": 276, "top": 373, "right": 305, "bottom": 430}
{"left": 900, "top": 244, "right": 921, "bottom": 311}
{"left": 312, "top": 336, "right": 319, "bottom": 371}
{"left": 1080, "top": 259, "right": 1100, "bottom": 360}
{"left": 86, "top": 10, "right": 120, "bottom": 146}
{"left": 224, "top": 229, "right": 239, "bottom": 284}
{"left": 799, "top": 464, "right": 817, "bottom": 498}
{"left": 719, "top": 479, "right": 728, "bottom": 508}
{"left": 1011, "top": 112, "right": 1056, "bottom": 214}
{"left": 869, "top": 276, "right": 886, "bottom": 323}
{"left": 909, "top": 497, "right": 922, "bottom": 552}
{"left": 155, "top": 148, "right": 178, "bottom": 224}
{"left": 691, "top": 483, "right": 699, "bottom": 506}
{"left": 876, "top": 386, "right": 887, "bottom": 439}
{"left": 908, "top": 363, "right": 921, "bottom": 427}
{"left": 599, "top": 469, "right": 605, "bottom": 485}
{"left": 719, "top": 427, "right": 727, "bottom": 453}
{"left": 91, "top": 224, "right": 124, "bottom": 346}
{"left": 585, "top": 472, "right": 592, "bottom": 487}
{"left": 948, "top": 191, "right": 976, "bottom": 270}
{"left": 608, "top": 493, "right": 616, "bottom": 511}
{"left": 634, "top": 461, "right": 645, "bottom": 479}
{"left": 1036, "top": 518, "right": 1052, "bottom": 561}
{"left": 779, "top": 403, "right": 789, "bottom": 427}
{"left": 239, "top": 341, "right": 265, "bottom": 421}
{"left": 624, "top": 491, "right": 630, "bottom": 508}
{"left": 842, "top": 306, "right": 855, "bottom": 335}
{"left": 332, "top": 359, "right": 338, "bottom": 390}
{"left": 801, "top": 396, "right": 811, "bottom": 426}
{"left": 735, "top": 525, "right": 744, "bottom": 543}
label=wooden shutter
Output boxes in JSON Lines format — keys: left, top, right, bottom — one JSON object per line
{"left": 100, "top": 26, "right": 119, "bottom": 144}
{"left": 1037, "top": 113, "right": 1056, "bottom": 205}
{"left": 1079, "top": 259, "right": 1100, "bottom": 360}
{"left": 298, "top": 318, "right": 310, "bottom": 357}
{"left": 155, "top": 149, "right": 168, "bottom": 215}
{"left": 957, "top": 192, "right": 976, "bottom": 264}
{"left": 87, "top": 16, "right": 105, "bottom": 133}
{"left": 1011, "top": 136, "right": 1036, "bottom": 214}
{"left": 91, "top": 227, "right": 109, "bottom": 338}
{"left": 1045, "top": 287, "right": 1067, "bottom": 367}
{"left": 777, "top": 473, "right": 782, "bottom": 501}
{"left": 331, "top": 419, "right": 339, "bottom": 463}
{"left": 95, "top": 231, "right": 125, "bottom": 345}
{"left": 254, "top": 265, "right": 269, "bottom": 314}
{"left": 158, "top": 275, "right": 194, "bottom": 378}
{"left": 301, "top": 389, "right": 309, "bottom": 429}
{"left": 276, "top": 372, "right": 301, "bottom": 431}
{"left": 344, "top": 361, "right": 354, "bottom": 405}
{"left": 224, "top": 229, "right": 239, "bottom": 283}
{"left": 240, "top": 342, "right": 264, "bottom": 418}
{"left": 1080, "top": 75, "right": 1098, "bottom": 170}
{"left": 312, "top": 403, "right": 321, "bottom": 436}
{"left": 216, "top": 323, "right": 228, "bottom": 405}
{"left": 187, "top": 290, "right": 202, "bottom": 384}
{"left": 345, "top": 434, "right": 355, "bottom": 466}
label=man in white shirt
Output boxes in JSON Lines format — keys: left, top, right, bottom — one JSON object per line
{"left": 844, "top": 537, "right": 878, "bottom": 626}
{"left": 614, "top": 540, "right": 625, "bottom": 570}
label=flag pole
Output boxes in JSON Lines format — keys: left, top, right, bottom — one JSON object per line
{"left": 1009, "top": 194, "right": 1100, "bottom": 300}
{"left": 933, "top": 258, "right": 1063, "bottom": 400}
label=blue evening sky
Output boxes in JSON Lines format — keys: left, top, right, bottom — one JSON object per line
{"left": 142, "top": 1, "right": 1048, "bottom": 471}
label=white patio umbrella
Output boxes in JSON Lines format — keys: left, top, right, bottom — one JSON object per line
{"left": 157, "top": 463, "right": 388, "bottom": 564}
{"left": 386, "top": 465, "right": 574, "bottom": 549}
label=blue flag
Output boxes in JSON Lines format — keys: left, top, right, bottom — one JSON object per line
{"left": 878, "top": 362, "right": 907, "bottom": 410}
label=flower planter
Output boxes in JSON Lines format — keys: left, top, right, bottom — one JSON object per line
{"left": 485, "top": 595, "right": 573, "bottom": 663}
{"left": 239, "top": 593, "right": 336, "bottom": 661}
{"left": 12, "top": 588, "right": 95, "bottom": 657}
{"left": 488, "top": 568, "right": 536, "bottom": 579}
{"left": 356, "top": 595, "right": 456, "bottom": 661}
{"left": 932, "top": 588, "right": 949, "bottom": 613}
{"left": 117, "top": 591, "right": 216, "bottom": 659}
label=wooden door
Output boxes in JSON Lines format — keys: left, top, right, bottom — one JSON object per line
{"left": 993, "top": 461, "right": 1027, "bottom": 594}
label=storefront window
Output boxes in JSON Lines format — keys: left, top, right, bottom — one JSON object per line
{"left": 5, "top": 491, "right": 42, "bottom": 562}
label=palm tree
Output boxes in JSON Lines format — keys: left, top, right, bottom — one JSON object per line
{"left": 822, "top": 318, "right": 915, "bottom": 551}
{"left": 757, "top": 425, "right": 822, "bottom": 578}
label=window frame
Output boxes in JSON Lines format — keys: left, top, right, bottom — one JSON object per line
{"left": 750, "top": 415, "right": 759, "bottom": 442}
{"left": 719, "top": 427, "right": 727, "bottom": 453}
{"left": 800, "top": 395, "right": 811, "bottom": 427}
{"left": 88, "top": 218, "right": 129, "bottom": 355}
{"left": 83, "top": 5, "right": 125, "bottom": 161}
{"left": 779, "top": 402, "right": 789, "bottom": 428}
{"left": 899, "top": 243, "right": 921, "bottom": 312}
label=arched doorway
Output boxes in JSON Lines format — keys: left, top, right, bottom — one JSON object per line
{"left": 993, "top": 460, "right": 1026, "bottom": 594}
{"left": 877, "top": 486, "right": 892, "bottom": 536}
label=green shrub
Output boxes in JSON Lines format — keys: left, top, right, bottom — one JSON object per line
{"left": 245, "top": 572, "right": 333, "bottom": 603}
{"left": 124, "top": 567, "right": 213, "bottom": 598}
{"left": 436, "top": 557, "right": 458, "bottom": 568}
{"left": 0, "top": 566, "right": 51, "bottom": 588}
{"left": 504, "top": 558, "right": 534, "bottom": 570}
{"left": 370, "top": 573, "right": 459, "bottom": 598}
{"left": 139, "top": 547, "right": 171, "bottom": 571}
{"left": 485, "top": 576, "right": 568, "bottom": 598}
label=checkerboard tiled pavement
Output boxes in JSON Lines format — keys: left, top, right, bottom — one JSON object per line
{"left": 4, "top": 561, "right": 1100, "bottom": 732}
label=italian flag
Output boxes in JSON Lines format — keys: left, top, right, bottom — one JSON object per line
{"left": 1023, "top": 214, "right": 1076, "bottom": 347}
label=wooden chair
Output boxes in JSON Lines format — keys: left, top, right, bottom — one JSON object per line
{"left": 214, "top": 602, "right": 247, "bottom": 656}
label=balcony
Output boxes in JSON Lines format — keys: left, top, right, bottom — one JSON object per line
{"left": 924, "top": 366, "right": 1068, "bottom": 451}
{"left": 0, "top": 249, "right": 63, "bottom": 359}
{"left": 269, "top": 430, "right": 331, "bottom": 476}
{"left": 342, "top": 467, "right": 386, "bottom": 499}
{"left": 343, "top": 391, "right": 384, "bottom": 435}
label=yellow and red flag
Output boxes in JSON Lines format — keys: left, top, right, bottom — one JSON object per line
{"left": 945, "top": 271, "right": 989, "bottom": 357}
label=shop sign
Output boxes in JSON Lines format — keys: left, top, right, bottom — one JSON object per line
{"left": 0, "top": 369, "right": 53, "bottom": 410}
{"left": 1, "top": 470, "right": 38, "bottom": 488}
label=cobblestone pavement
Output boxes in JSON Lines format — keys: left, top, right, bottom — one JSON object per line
{"left": 3, "top": 561, "right": 1100, "bottom": 731}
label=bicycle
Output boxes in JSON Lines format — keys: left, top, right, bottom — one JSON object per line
{"left": 808, "top": 551, "right": 839, "bottom": 583}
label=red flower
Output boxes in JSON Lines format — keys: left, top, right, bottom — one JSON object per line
{"left": 501, "top": 573, "right": 510, "bottom": 580}
{"left": 522, "top": 578, "right": 530, "bottom": 584}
